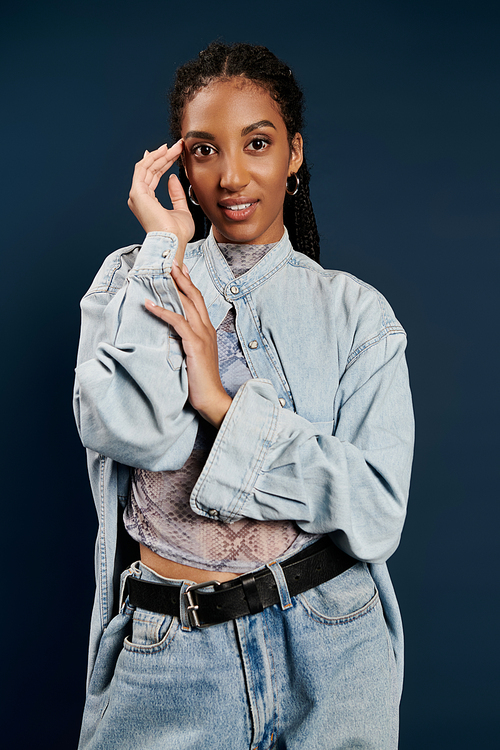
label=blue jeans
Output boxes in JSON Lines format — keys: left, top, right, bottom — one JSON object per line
{"left": 78, "top": 553, "right": 399, "bottom": 749}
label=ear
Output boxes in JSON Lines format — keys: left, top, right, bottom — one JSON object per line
{"left": 288, "top": 133, "right": 304, "bottom": 176}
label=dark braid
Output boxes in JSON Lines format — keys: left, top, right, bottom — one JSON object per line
{"left": 169, "top": 42, "right": 320, "bottom": 262}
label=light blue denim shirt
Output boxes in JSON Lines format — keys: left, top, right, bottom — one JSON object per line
{"left": 74, "top": 229, "right": 414, "bottom": 690}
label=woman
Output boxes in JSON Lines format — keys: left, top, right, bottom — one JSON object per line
{"left": 74, "top": 42, "right": 414, "bottom": 749}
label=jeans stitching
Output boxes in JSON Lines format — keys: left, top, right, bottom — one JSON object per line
{"left": 123, "top": 614, "right": 179, "bottom": 654}
{"left": 237, "top": 621, "right": 260, "bottom": 747}
{"left": 262, "top": 612, "right": 279, "bottom": 747}
{"left": 298, "top": 588, "right": 380, "bottom": 625}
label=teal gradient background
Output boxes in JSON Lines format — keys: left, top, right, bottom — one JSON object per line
{"left": 1, "top": 1, "right": 498, "bottom": 746}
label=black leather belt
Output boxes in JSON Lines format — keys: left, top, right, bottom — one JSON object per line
{"left": 126, "top": 536, "right": 356, "bottom": 628}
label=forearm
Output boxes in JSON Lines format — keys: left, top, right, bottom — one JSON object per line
{"left": 191, "top": 335, "right": 414, "bottom": 563}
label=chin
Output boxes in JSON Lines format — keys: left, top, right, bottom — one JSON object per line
{"left": 213, "top": 224, "right": 259, "bottom": 245}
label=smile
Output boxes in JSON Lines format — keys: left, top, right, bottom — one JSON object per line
{"left": 225, "top": 203, "right": 253, "bottom": 211}
{"left": 219, "top": 200, "right": 259, "bottom": 222}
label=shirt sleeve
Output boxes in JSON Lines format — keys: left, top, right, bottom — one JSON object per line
{"left": 190, "top": 329, "right": 414, "bottom": 564}
{"left": 73, "top": 232, "right": 198, "bottom": 471}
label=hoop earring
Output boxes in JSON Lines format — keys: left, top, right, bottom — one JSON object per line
{"left": 286, "top": 173, "right": 300, "bottom": 196}
{"left": 188, "top": 185, "right": 199, "bottom": 206}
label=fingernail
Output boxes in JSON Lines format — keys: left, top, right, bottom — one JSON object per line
{"left": 143, "top": 149, "right": 149, "bottom": 157}
{"left": 172, "top": 258, "right": 179, "bottom": 267}
{"left": 145, "top": 298, "right": 157, "bottom": 308}
{"left": 182, "top": 263, "right": 190, "bottom": 276}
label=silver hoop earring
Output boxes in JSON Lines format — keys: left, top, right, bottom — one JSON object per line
{"left": 188, "top": 185, "right": 199, "bottom": 206}
{"left": 286, "top": 173, "right": 300, "bottom": 196}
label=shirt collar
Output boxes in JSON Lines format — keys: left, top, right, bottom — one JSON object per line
{"left": 201, "top": 227, "right": 292, "bottom": 300}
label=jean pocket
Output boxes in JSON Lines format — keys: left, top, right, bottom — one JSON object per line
{"left": 123, "top": 607, "right": 178, "bottom": 653}
{"left": 297, "top": 562, "right": 378, "bottom": 624}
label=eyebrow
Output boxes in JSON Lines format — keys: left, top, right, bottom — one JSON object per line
{"left": 241, "top": 120, "right": 276, "bottom": 136}
{"left": 184, "top": 120, "right": 277, "bottom": 141}
{"left": 184, "top": 130, "right": 215, "bottom": 140}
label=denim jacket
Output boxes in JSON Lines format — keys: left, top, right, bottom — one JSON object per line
{"left": 74, "top": 229, "right": 414, "bottom": 689}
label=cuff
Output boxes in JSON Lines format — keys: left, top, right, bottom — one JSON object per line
{"left": 131, "top": 232, "right": 179, "bottom": 275}
{"left": 190, "top": 379, "right": 280, "bottom": 522}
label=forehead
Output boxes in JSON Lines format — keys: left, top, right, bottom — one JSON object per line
{"left": 181, "top": 78, "right": 285, "bottom": 134}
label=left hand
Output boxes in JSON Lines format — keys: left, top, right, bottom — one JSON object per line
{"left": 145, "top": 262, "right": 232, "bottom": 429}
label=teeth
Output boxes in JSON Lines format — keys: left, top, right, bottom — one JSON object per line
{"left": 226, "top": 203, "right": 252, "bottom": 211}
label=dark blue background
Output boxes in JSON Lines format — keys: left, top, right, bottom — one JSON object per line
{"left": 2, "top": 0, "right": 498, "bottom": 746}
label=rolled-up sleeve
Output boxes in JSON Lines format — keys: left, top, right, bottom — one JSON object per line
{"left": 191, "top": 329, "right": 414, "bottom": 564}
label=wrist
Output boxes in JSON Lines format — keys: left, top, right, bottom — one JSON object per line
{"left": 199, "top": 392, "right": 233, "bottom": 430}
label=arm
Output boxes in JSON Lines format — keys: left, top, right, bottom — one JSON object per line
{"left": 74, "top": 143, "right": 231, "bottom": 467}
{"left": 190, "top": 329, "right": 414, "bottom": 564}
{"left": 73, "top": 232, "right": 198, "bottom": 469}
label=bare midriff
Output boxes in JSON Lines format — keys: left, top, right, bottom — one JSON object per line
{"left": 139, "top": 544, "right": 240, "bottom": 583}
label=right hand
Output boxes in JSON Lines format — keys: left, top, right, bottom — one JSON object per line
{"left": 127, "top": 141, "right": 195, "bottom": 255}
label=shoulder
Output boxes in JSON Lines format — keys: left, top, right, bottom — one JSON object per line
{"left": 284, "top": 249, "right": 406, "bottom": 342}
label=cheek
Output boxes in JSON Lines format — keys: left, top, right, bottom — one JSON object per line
{"left": 186, "top": 159, "right": 215, "bottom": 190}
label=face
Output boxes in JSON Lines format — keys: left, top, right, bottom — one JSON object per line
{"left": 181, "top": 78, "right": 303, "bottom": 245}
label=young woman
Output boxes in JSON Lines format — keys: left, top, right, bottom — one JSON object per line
{"left": 74, "top": 42, "right": 414, "bottom": 750}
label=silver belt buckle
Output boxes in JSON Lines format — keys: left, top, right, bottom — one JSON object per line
{"left": 184, "top": 580, "right": 221, "bottom": 628}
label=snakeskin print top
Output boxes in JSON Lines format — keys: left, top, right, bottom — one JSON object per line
{"left": 123, "top": 242, "right": 316, "bottom": 573}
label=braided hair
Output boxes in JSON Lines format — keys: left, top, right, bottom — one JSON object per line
{"left": 169, "top": 42, "right": 320, "bottom": 262}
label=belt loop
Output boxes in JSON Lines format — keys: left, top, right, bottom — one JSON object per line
{"left": 266, "top": 561, "right": 293, "bottom": 610}
{"left": 119, "top": 562, "right": 141, "bottom": 613}
{"left": 179, "top": 581, "right": 193, "bottom": 632}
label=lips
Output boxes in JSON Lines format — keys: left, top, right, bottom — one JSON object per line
{"left": 218, "top": 198, "right": 259, "bottom": 222}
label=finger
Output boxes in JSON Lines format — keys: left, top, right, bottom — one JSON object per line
{"left": 145, "top": 145, "right": 184, "bottom": 191}
{"left": 171, "top": 262, "right": 212, "bottom": 327}
{"left": 144, "top": 299, "right": 194, "bottom": 338}
{"left": 142, "top": 140, "right": 183, "bottom": 172}
{"left": 170, "top": 286, "right": 209, "bottom": 336}
{"left": 132, "top": 141, "right": 181, "bottom": 189}
{"left": 167, "top": 174, "right": 189, "bottom": 212}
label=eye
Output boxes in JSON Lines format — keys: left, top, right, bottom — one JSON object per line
{"left": 247, "top": 137, "right": 270, "bottom": 152}
{"left": 192, "top": 144, "right": 216, "bottom": 157}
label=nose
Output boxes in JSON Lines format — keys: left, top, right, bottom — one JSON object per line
{"left": 219, "top": 153, "right": 250, "bottom": 192}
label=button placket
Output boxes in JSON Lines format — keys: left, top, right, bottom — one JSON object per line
{"left": 232, "top": 291, "right": 295, "bottom": 412}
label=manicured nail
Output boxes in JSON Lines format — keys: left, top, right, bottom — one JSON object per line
{"left": 182, "top": 263, "right": 190, "bottom": 276}
{"left": 145, "top": 298, "right": 157, "bottom": 308}
{"left": 172, "top": 258, "right": 179, "bottom": 267}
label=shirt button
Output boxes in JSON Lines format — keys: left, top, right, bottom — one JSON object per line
{"left": 248, "top": 340, "right": 258, "bottom": 349}
{"left": 162, "top": 251, "right": 169, "bottom": 258}
{"left": 208, "top": 509, "right": 218, "bottom": 518}
{"left": 230, "top": 286, "right": 239, "bottom": 294}
{"left": 278, "top": 398, "right": 286, "bottom": 407}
